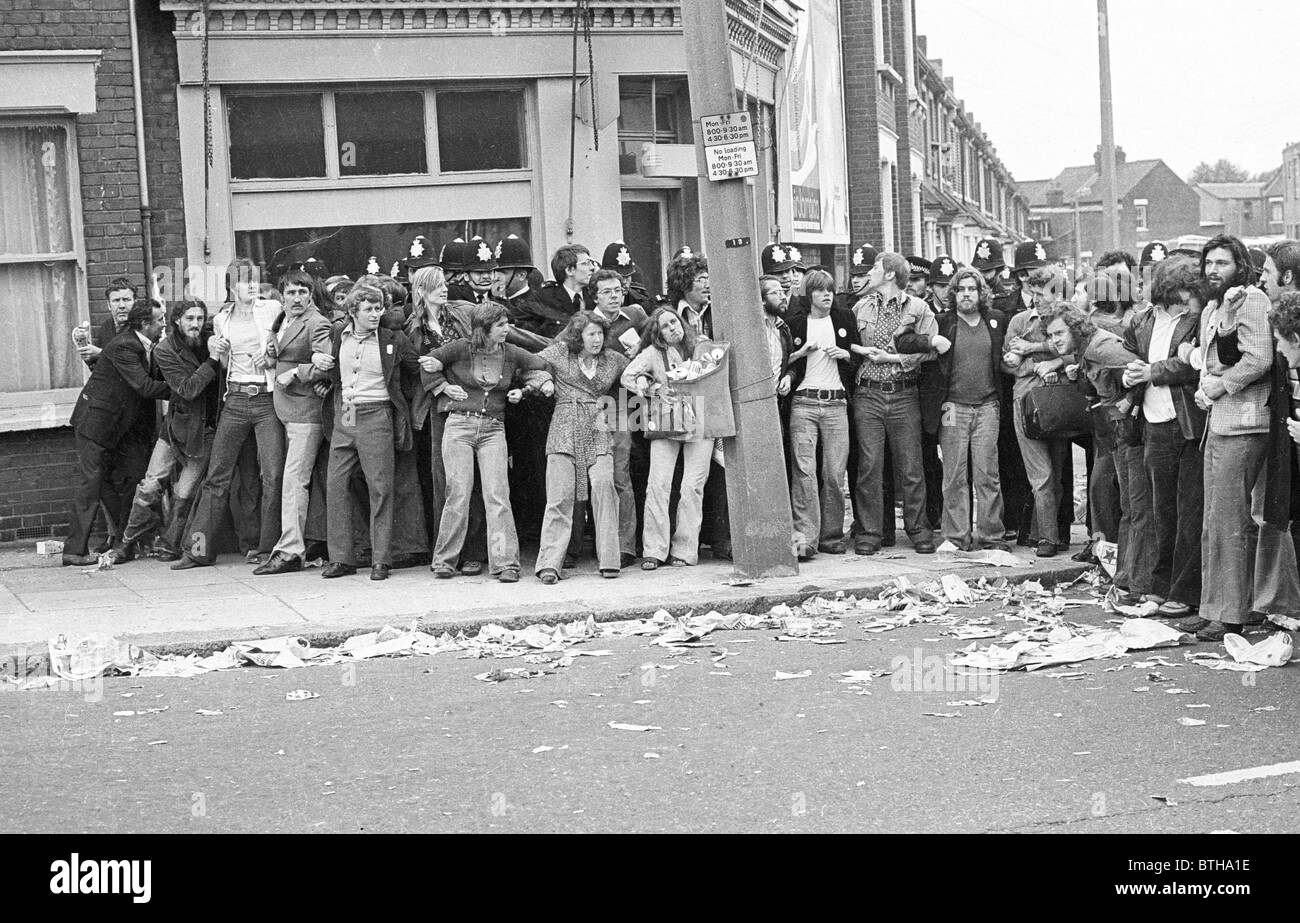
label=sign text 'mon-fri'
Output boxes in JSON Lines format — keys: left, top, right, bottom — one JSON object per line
{"left": 700, "top": 111, "right": 759, "bottom": 181}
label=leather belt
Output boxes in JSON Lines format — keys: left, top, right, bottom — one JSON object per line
{"left": 795, "top": 388, "right": 846, "bottom": 401}
{"left": 227, "top": 382, "right": 268, "bottom": 397}
{"left": 451, "top": 409, "right": 496, "bottom": 419}
{"left": 859, "top": 378, "right": 915, "bottom": 394}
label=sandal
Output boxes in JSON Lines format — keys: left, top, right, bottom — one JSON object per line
{"left": 498, "top": 568, "right": 520, "bottom": 584}
{"left": 641, "top": 559, "right": 662, "bottom": 571}
{"left": 668, "top": 556, "right": 688, "bottom": 567}
{"left": 600, "top": 568, "right": 620, "bottom": 579}
{"left": 537, "top": 568, "right": 559, "bottom": 585}
{"left": 431, "top": 564, "right": 456, "bottom": 579}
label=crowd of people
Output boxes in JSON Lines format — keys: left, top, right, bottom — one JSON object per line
{"left": 61, "top": 229, "right": 1300, "bottom": 648}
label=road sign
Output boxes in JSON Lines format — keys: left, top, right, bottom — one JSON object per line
{"left": 700, "top": 111, "right": 759, "bottom": 181}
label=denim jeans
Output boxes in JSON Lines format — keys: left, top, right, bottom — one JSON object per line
{"left": 273, "top": 421, "right": 324, "bottom": 558}
{"left": 1113, "top": 442, "right": 1155, "bottom": 594}
{"left": 1143, "top": 420, "right": 1203, "bottom": 606}
{"left": 938, "top": 401, "right": 1004, "bottom": 549}
{"left": 433, "top": 413, "right": 518, "bottom": 574}
{"left": 1011, "top": 394, "right": 1068, "bottom": 545}
{"left": 184, "top": 390, "right": 285, "bottom": 563}
{"left": 1089, "top": 448, "right": 1121, "bottom": 542}
{"left": 1200, "top": 431, "right": 1267, "bottom": 625}
{"left": 852, "top": 385, "right": 931, "bottom": 547}
{"left": 537, "top": 453, "right": 620, "bottom": 574}
{"left": 789, "top": 395, "right": 850, "bottom": 547}
{"left": 643, "top": 437, "right": 713, "bottom": 564}
{"left": 611, "top": 430, "right": 637, "bottom": 556}
{"left": 122, "top": 436, "right": 210, "bottom": 544}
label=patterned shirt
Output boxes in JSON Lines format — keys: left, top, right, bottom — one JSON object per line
{"left": 860, "top": 293, "right": 907, "bottom": 383}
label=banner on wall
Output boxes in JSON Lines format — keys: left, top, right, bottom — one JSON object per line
{"left": 787, "top": 0, "right": 850, "bottom": 244}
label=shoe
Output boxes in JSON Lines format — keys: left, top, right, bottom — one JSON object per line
{"left": 321, "top": 562, "right": 356, "bottom": 578}
{"left": 245, "top": 550, "right": 268, "bottom": 566}
{"left": 102, "top": 541, "right": 136, "bottom": 566}
{"left": 1035, "top": 540, "right": 1057, "bottom": 558}
{"left": 1197, "top": 621, "right": 1234, "bottom": 642}
{"left": 817, "top": 540, "right": 847, "bottom": 555}
{"left": 432, "top": 565, "right": 456, "bottom": 579}
{"left": 370, "top": 564, "right": 390, "bottom": 581}
{"left": 641, "top": 559, "right": 661, "bottom": 571}
{"left": 170, "top": 555, "right": 204, "bottom": 571}
{"left": 1141, "top": 594, "right": 1165, "bottom": 606}
{"left": 979, "top": 541, "right": 1012, "bottom": 553}
{"left": 61, "top": 553, "right": 99, "bottom": 567}
{"left": 1002, "top": 529, "right": 1019, "bottom": 542}
{"left": 538, "top": 568, "right": 559, "bottom": 585}
{"left": 1157, "top": 600, "right": 1192, "bottom": 618}
{"left": 621, "top": 553, "right": 638, "bottom": 569}
{"left": 881, "top": 536, "right": 896, "bottom": 548}
{"left": 711, "top": 543, "right": 733, "bottom": 562}
{"left": 600, "top": 568, "right": 620, "bottom": 579}
{"left": 562, "top": 554, "right": 577, "bottom": 570}
{"left": 1174, "top": 615, "right": 1210, "bottom": 633}
{"left": 855, "top": 543, "right": 880, "bottom": 556}
{"left": 668, "top": 556, "right": 688, "bottom": 567}
{"left": 1242, "top": 611, "right": 1266, "bottom": 626}
{"left": 155, "top": 548, "right": 181, "bottom": 563}
{"left": 460, "top": 560, "right": 484, "bottom": 577}
{"left": 913, "top": 541, "right": 936, "bottom": 555}
{"left": 1071, "top": 541, "right": 1099, "bottom": 564}
{"left": 498, "top": 568, "right": 520, "bottom": 584}
{"left": 797, "top": 544, "right": 817, "bottom": 561}
{"left": 252, "top": 553, "right": 303, "bottom": 576}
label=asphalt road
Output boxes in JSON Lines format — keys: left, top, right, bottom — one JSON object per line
{"left": 3, "top": 589, "right": 1298, "bottom": 834}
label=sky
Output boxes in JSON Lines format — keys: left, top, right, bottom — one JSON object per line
{"left": 914, "top": 0, "right": 1300, "bottom": 183}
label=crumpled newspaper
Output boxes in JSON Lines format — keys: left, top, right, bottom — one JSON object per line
{"left": 951, "top": 618, "right": 1189, "bottom": 672}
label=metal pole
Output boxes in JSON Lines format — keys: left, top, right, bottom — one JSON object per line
{"left": 1097, "top": 0, "right": 1119, "bottom": 251}
{"left": 127, "top": 0, "right": 154, "bottom": 293}
{"left": 681, "top": 0, "right": 797, "bottom": 578}
{"left": 1073, "top": 195, "right": 1082, "bottom": 278}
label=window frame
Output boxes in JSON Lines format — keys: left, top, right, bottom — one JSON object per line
{"left": 225, "top": 82, "right": 533, "bottom": 191}
{"left": 0, "top": 114, "right": 90, "bottom": 432}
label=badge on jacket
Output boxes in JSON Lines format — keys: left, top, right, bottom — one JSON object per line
{"left": 386, "top": 344, "right": 393, "bottom": 355}
{"left": 991, "top": 319, "right": 998, "bottom": 328}
{"left": 838, "top": 328, "right": 847, "bottom": 338}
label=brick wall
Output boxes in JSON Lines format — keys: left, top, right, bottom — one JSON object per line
{"left": 839, "top": 0, "right": 884, "bottom": 246}
{"left": 137, "top": 0, "right": 186, "bottom": 273}
{"left": 0, "top": 429, "right": 79, "bottom": 543}
{"left": 889, "top": 2, "right": 914, "bottom": 254}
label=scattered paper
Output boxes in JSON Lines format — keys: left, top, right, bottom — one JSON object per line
{"left": 608, "top": 722, "right": 661, "bottom": 732}
{"left": 532, "top": 746, "right": 554, "bottom": 754}
{"left": 774, "top": 670, "right": 812, "bottom": 680}
{"left": 1177, "top": 717, "right": 1206, "bottom": 726}
{"left": 285, "top": 689, "right": 318, "bottom": 701}
{"left": 923, "top": 712, "right": 963, "bottom": 718}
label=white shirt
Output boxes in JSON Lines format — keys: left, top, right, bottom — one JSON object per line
{"left": 1142, "top": 305, "right": 1186, "bottom": 424}
{"left": 800, "top": 314, "right": 842, "bottom": 391}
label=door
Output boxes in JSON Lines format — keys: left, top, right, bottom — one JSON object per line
{"left": 621, "top": 195, "right": 668, "bottom": 298}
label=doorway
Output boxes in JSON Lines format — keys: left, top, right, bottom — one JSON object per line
{"left": 621, "top": 193, "right": 670, "bottom": 297}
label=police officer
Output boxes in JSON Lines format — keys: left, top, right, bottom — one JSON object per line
{"left": 762, "top": 242, "right": 808, "bottom": 317}
{"left": 397, "top": 235, "right": 439, "bottom": 286}
{"left": 972, "top": 237, "right": 1018, "bottom": 316}
{"left": 600, "top": 241, "right": 653, "bottom": 312}
{"left": 905, "top": 256, "right": 933, "bottom": 303}
{"left": 927, "top": 255, "right": 958, "bottom": 314}
{"left": 1137, "top": 241, "right": 1168, "bottom": 307}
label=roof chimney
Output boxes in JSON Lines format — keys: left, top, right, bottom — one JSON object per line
{"left": 1046, "top": 186, "right": 1065, "bottom": 208}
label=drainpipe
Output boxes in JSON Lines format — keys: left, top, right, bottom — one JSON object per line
{"left": 127, "top": 0, "right": 155, "bottom": 296}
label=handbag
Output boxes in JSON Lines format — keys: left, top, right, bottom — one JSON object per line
{"left": 1019, "top": 382, "right": 1091, "bottom": 440}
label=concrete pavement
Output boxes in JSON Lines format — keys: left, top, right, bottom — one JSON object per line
{"left": 0, "top": 525, "right": 1090, "bottom": 658}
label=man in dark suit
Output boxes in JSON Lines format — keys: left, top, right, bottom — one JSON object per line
{"left": 63, "top": 300, "right": 170, "bottom": 565}
{"left": 321, "top": 280, "right": 421, "bottom": 581}
{"left": 536, "top": 244, "right": 596, "bottom": 318}
{"left": 75, "top": 277, "right": 137, "bottom": 369}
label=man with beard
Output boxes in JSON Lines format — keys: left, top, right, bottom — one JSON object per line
{"left": 63, "top": 300, "right": 171, "bottom": 565}
{"left": 1172, "top": 236, "right": 1274, "bottom": 642}
{"left": 761, "top": 242, "right": 808, "bottom": 317}
{"left": 100, "top": 299, "right": 220, "bottom": 564}
{"left": 763, "top": 274, "right": 795, "bottom": 465}
{"left": 898, "top": 268, "right": 1007, "bottom": 550}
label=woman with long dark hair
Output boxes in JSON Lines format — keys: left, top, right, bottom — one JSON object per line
{"left": 533, "top": 311, "right": 629, "bottom": 583}
{"left": 420, "top": 301, "right": 551, "bottom": 583}
{"left": 621, "top": 306, "right": 711, "bottom": 569}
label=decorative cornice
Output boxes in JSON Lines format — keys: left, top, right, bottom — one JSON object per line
{"left": 161, "top": 1, "right": 795, "bottom": 66}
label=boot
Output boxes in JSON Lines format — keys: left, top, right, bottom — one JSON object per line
{"left": 101, "top": 540, "right": 137, "bottom": 566}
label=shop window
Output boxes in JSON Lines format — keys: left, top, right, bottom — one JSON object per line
{"left": 336, "top": 91, "right": 426, "bottom": 176}
{"left": 227, "top": 94, "right": 326, "bottom": 179}
{"left": 236, "top": 218, "right": 531, "bottom": 282}
{"left": 0, "top": 122, "right": 82, "bottom": 395}
{"left": 436, "top": 90, "right": 526, "bottom": 172}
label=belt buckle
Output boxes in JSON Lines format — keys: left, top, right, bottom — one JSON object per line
{"left": 243, "top": 384, "right": 258, "bottom": 397}
{"left": 882, "top": 381, "right": 898, "bottom": 394}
